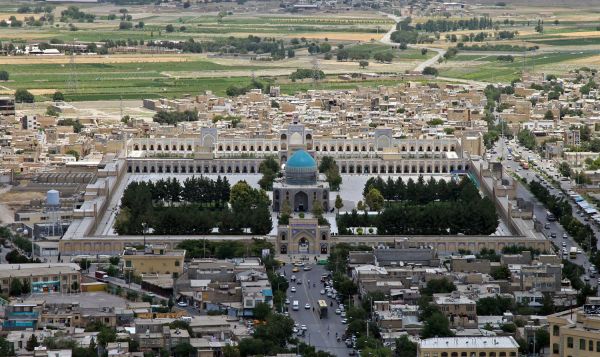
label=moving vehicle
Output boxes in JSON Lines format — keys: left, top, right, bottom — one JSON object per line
{"left": 292, "top": 300, "right": 299, "bottom": 311}
{"left": 569, "top": 247, "right": 578, "bottom": 259}
{"left": 303, "top": 265, "right": 312, "bottom": 271}
{"left": 95, "top": 270, "right": 109, "bottom": 282}
{"left": 304, "top": 303, "right": 311, "bottom": 309}
{"left": 318, "top": 300, "right": 328, "bottom": 318}
{"left": 291, "top": 287, "right": 296, "bottom": 293}
{"left": 546, "top": 211, "right": 557, "bottom": 222}
{"left": 292, "top": 267, "right": 299, "bottom": 273}
{"left": 177, "top": 301, "right": 188, "bottom": 307}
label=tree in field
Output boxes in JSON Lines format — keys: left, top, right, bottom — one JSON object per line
{"left": 359, "top": 60, "right": 369, "bottom": 69}
{"left": 15, "top": 89, "right": 34, "bottom": 103}
{"left": 422, "top": 66, "right": 438, "bottom": 76}
{"left": 52, "top": 91, "right": 64, "bottom": 101}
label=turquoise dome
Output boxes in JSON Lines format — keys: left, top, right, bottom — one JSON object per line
{"left": 286, "top": 150, "right": 316, "bottom": 169}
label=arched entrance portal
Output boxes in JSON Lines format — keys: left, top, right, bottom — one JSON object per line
{"left": 298, "top": 237, "right": 309, "bottom": 254}
{"left": 294, "top": 191, "right": 308, "bottom": 212}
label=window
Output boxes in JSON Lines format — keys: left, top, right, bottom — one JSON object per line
{"left": 175, "top": 261, "right": 180, "bottom": 267}
{"left": 589, "top": 340, "right": 593, "bottom": 351}
{"left": 553, "top": 325, "right": 559, "bottom": 336}
{"left": 553, "top": 343, "right": 559, "bottom": 354}
{"left": 125, "top": 260, "right": 132, "bottom": 268}
{"left": 580, "top": 339, "right": 585, "bottom": 350}
{"left": 597, "top": 341, "right": 600, "bottom": 352}
{"left": 567, "top": 337, "right": 573, "bottom": 348}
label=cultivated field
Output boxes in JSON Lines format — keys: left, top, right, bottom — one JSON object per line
{"left": 0, "top": 0, "right": 600, "bottom": 101}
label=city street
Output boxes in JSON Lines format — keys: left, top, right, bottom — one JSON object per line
{"left": 280, "top": 263, "right": 352, "bottom": 356}
{"left": 490, "top": 140, "right": 598, "bottom": 290}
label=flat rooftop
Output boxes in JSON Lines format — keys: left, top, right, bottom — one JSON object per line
{"left": 420, "top": 336, "right": 519, "bottom": 350}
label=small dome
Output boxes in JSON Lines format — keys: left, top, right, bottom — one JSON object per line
{"left": 286, "top": 150, "right": 316, "bottom": 169}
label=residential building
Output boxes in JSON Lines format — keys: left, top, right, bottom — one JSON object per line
{"left": 548, "top": 297, "right": 600, "bottom": 357}
{"left": 122, "top": 245, "right": 186, "bottom": 278}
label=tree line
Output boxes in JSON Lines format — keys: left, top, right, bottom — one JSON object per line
{"left": 529, "top": 180, "right": 597, "bottom": 252}
{"left": 114, "top": 178, "right": 273, "bottom": 236}
{"left": 337, "top": 177, "right": 498, "bottom": 235}
{"left": 415, "top": 17, "right": 494, "bottom": 32}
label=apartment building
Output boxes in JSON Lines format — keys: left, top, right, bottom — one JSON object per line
{"left": 0, "top": 263, "right": 80, "bottom": 295}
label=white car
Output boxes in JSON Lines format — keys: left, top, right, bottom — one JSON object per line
{"left": 285, "top": 298, "right": 290, "bottom": 305}
{"left": 335, "top": 309, "right": 341, "bottom": 315}
{"left": 301, "top": 324, "right": 307, "bottom": 330}
{"left": 320, "top": 289, "right": 325, "bottom": 295}
{"left": 341, "top": 311, "right": 347, "bottom": 318}
{"left": 291, "top": 287, "right": 296, "bottom": 293}
{"left": 305, "top": 303, "right": 311, "bottom": 309}
{"left": 177, "top": 301, "right": 188, "bottom": 307}
{"left": 341, "top": 318, "right": 348, "bottom": 324}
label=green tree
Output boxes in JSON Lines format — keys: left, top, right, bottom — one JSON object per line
{"left": 165, "top": 24, "right": 174, "bottom": 32}
{"left": 422, "top": 66, "right": 438, "bottom": 76}
{"left": 0, "top": 70, "right": 8, "bottom": 81}
{"left": 421, "top": 312, "right": 453, "bottom": 338}
{"left": 312, "top": 198, "right": 324, "bottom": 217}
{"left": 334, "top": 194, "right": 344, "bottom": 214}
{"left": 491, "top": 265, "right": 511, "bottom": 280}
{"left": 78, "top": 258, "right": 91, "bottom": 272}
{"left": 559, "top": 162, "right": 571, "bottom": 178}
{"left": 359, "top": 60, "right": 369, "bottom": 69}
{"left": 517, "top": 129, "right": 536, "bottom": 150}
{"left": 25, "top": 334, "right": 38, "bottom": 351}
{"left": 395, "top": 335, "right": 417, "bottom": 357}
{"left": 52, "top": 91, "right": 65, "bottom": 102}
{"left": 21, "top": 279, "right": 30, "bottom": 295}
{"left": 9, "top": 278, "right": 22, "bottom": 296}
{"left": 364, "top": 188, "right": 384, "bottom": 211}
{"left": 544, "top": 110, "right": 554, "bottom": 120}
{"left": 253, "top": 302, "right": 271, "bottom": 320}
{"left": 421, "top": 278, "right": 456, "bottom": 296}
{"left": 173, "top": 342, "right": 195, "bottom": 357}
{"left": 66, "top": 149, "right": 80, "bottom": 161}
{"left": 15, "top": 89, "right": 34, "bottom": 103}
{"left": 0, "top": 336, "right": 13, "bottom": 357}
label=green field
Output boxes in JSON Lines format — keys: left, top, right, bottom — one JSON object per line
{"left": 0, "top": 59, "right": 278, "bottom": 101}
{"left": 531, "top": 37, "right": 600, "bottom": 46}
{"left": 440, "top": 51, "right": 599, "bottom": 82}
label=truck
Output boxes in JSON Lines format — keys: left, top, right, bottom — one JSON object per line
{"left": 95, "top": 270, "right": 109, "bottom": 282}
{"left": 292, "top": 300, "right": 299, "bottom": 311}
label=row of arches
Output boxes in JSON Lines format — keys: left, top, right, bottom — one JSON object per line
{"left": 339, "top": 163, "right": 468, "bottom": 174}
{"left": 127, "top": 163, "right": 258, "bottom": 174}
{"left": 434, "top": 352, "right": 516, "bottom": 357}
{"left": 217, "top": 144, "right": 278, "bottom": 152}
{"left": 133, "top": 143, "right": 195, "bottom": 151}
{"left": 314, "top": 144, "right": 456, "bottom": 153}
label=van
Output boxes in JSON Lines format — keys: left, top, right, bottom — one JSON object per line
{"left": 292, "top": 300, "right": 299, "bottom": 311}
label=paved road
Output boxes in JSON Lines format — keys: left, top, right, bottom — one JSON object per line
{"left": 489, "top": 140, "right": 598, "bottom": 290}
{"left": 281, "top": 264, "right": 351, "bottom": 356}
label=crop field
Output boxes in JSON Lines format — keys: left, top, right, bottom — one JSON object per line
{"left": 439, "top": 51, "right": 600, "bottom": 82}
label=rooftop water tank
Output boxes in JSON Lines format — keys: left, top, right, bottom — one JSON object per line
{"left": 46, "top": 190, "right": 60, "bottom": 206}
